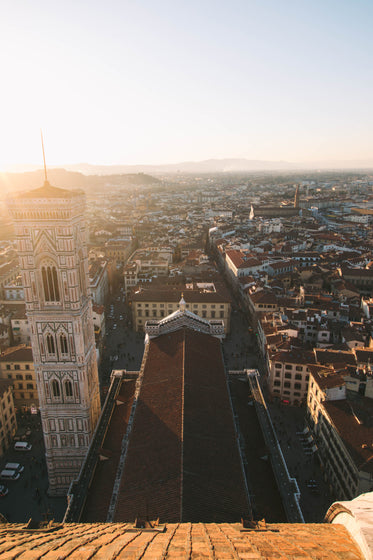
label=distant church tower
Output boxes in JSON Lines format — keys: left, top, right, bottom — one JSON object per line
{"left": 294, "top": 184, "right": 300, "bottom": 209}
{"left": 8, "top": 180, "right": 101, "bottom": 496}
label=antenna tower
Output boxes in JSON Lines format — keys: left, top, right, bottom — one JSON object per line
{"left": 40, "top": 129, "right": 49, "bottom": 184}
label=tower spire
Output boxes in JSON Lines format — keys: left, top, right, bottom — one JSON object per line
{"left": 40, "top": 129, "right": 49, "bottom": 185}
{"left": 179, "top": 292, "right": 186, "bottom": 312}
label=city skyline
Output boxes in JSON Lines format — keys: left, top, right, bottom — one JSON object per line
{"left": 1, "top": 0, "right": 372, "bottom": 170}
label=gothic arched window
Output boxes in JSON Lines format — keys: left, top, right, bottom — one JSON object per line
{"left": 60, "top": 334, "right": 68, "bottom": 354}
{"left": 52, "top": 379, "right": 60, "bottom": 398}
{"left": 46, "top": 334, "right": 55, "bottom": 354}
{"left": 64, "top": 380, "right": 73, "bottom": 398}
{"left": 42, "top": 265, "right": 60, "bottom": 302}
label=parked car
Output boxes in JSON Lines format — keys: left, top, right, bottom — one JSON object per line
{"left": 0, "top": 485, "right": 8, "bottom": 497}
{"left": 4, "top": 463, "right": 24, "bottom": 474}
{"left": 0, "top": 470, "right": 20, "bottom": 481}
{"left": 14, "top": 442, "right": 32, "bottom": 451}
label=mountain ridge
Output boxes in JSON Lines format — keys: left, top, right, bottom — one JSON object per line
{"left": 3, "top": 157, "right": 373, "bottom": 176}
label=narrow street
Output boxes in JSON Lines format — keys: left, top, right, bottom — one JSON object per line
{"left": 0, "top": 413, "right": 67, "bottom": 522}
{"left": 222, "top": 308, "right": 257, "bottom": 371}
{"left": 220, "top": 296, "right": 335, "bottom": 521}
{"left": 99, "top": 292, "right": 145, "bottom": 388}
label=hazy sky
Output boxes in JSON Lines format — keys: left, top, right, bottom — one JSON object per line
{"left": 0, "top": 0, "right": 372, "bottom": 168}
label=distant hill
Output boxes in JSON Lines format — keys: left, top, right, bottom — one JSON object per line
{"left": 2, "top": 158, "right": 373, "bottom": 185}
{"left": 48, "top": 158, "right": 373, "bottom": 175}
{"left": 63, "top": 159, "right": 297, "bottom": 175}
{"left": 0, "top": 168, "right": 161, "bottom": 195}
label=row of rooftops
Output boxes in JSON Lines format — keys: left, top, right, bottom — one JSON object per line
{"left": 269, "top": 347, "right": 373, "bottom": 368}
{"left": 4, "top": 172, "right": 373, "bottom": 269}
{"left": 6, "top": 175, "right": 372, "bottom": 296}
{"left": 131, "top": 280, "right": 231, "bottom": 303}
{"left": 205, "top": 195, "right": 373, "bottom": 490}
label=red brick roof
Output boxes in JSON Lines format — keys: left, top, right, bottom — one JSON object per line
{"left": 314, "top": 349, "right": 356, "bottom": 367}
{"left": 225, "top": 249, "right": 243, "bottom": 267}
{"left": 250, "top": 291, "right": 278, "bottom": 305}
{"left": 308, "top": 365, "right": 345, "bottom": 389}
{"left": 341, "top": 266, "right": 373, "bottom": 278}
{"left": 0, "top": 522, "right": 364, "bottom": 559}
{"left": 324, "top": 398, "right": 373, "bottom": 473}
{"left": 270, "top": 349, "right": 316, "bottom": 365}
{"left": 354, "top": 348, "right": 373, "bottom": 364}
{"left": 114, "top": 328, "right": 249, "bottom": 523}
{"left": 131, "top": 285, "right": 231, "bottom": 304}
{"left": 114, "top": 331, "right": 184, "bottom": 523}
{"left": 269, "top": 259, "right": 294, "bottom": 270}
{"left": 0, "top": 345, "right": 33, "bottom": 362}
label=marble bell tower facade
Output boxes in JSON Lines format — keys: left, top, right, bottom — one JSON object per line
{"left": 8, "top": 181, "right": 101, "bottom": 495}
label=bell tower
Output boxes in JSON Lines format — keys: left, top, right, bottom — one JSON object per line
{"left": 294, "top": 184, "right": 300, "bottom": 209}
{"left": 8, "top": 180, "right": 101, "bottom": 495}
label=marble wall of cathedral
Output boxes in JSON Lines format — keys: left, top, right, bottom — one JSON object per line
{"left": 8, "top": 186, "right": 101, "bottom": 495}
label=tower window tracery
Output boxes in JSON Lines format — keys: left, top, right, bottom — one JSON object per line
{"left": 60, "top": 334, "right": 68, "bottom": 355}
{"left": 46, "top": 334, "right": 55, "bottom": 354}
{"left": 42, "top": 265, "right": 60, "bottom": 302}
{"left": 64, "top": 380, "right": 73, "bottom": 398}
{"left": 52, "top": 379, "right": 60, "bottom": 398}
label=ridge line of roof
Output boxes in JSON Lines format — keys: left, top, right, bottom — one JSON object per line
{"left": 180, "top": 329, "right": 185, "bottom": 522}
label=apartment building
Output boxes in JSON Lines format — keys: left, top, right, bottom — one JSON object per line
{"left": 338, "top": 266, "right": 373, "bottom": 296}
{"left": 0, "top": 345, "right": 38, "bottom": 411}
{"left": 248, "top": 290, "right": 279, "bottom": 315}
{"left": 0, "top": 259, "right": 20, "bottom": 300}
{"left": 10, "top": 308, "right": 31, "bottom": 345}
{"left": 105, "top": 239, "right": 132, "bottom": 264}
{"left": 3, "top": 274, "right": 24, "bottom": 301}
{"left": 0, "top": 380, "right": 17, "bottom": 456}
{"left": 225, "top": 250, "right": 263, "bottom": 278}
{"left": 88, "top": 259, "right": 109, "bottom": 305}
{"left": 123, "top": 261, "right": 139, "bottom": 294}
{"left": 341, "top": 366, "right": 373, "bottom": 399}
{"left": 268, "top": 349, "right": 315, "bottom": 405}
{"left": 130, "top": 282, "right": 231, "bottom": 334}
{"left": 307, "top": 367, "right": 373, "bottom": 500}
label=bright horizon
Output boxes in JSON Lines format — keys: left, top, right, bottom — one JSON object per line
{"left": 1, "top": 0, "right": 373, "bottom": 170}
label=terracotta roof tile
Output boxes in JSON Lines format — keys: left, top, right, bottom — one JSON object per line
{"left": 182, "top": 331, "right": 249, "bottom": 522}
{"left": 114, "top": 331, "right": 184, "bottom": 523}
{"left": 0, "top": 523, "right": 364, "bottom": 559}
{"left": 131, "top": 285, "right": 231, "bottom": 304}
{"left": 0, "top": 345, "right": 33, "bottom": 362}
